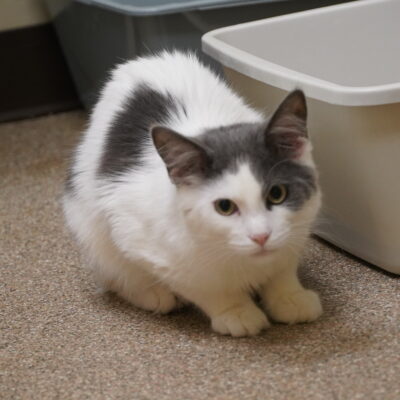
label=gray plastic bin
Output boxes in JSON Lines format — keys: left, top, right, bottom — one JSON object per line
{"left": 203, "top": 0, "right": 400, "bottom": 274}
{"left": 46, "top": 0, "right": 351, "bottom": 109}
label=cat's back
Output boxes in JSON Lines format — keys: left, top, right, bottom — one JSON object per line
{"left": 69, "top": 52, "right": 261, "bottom": 190}
{"left": 109, "top": 51, "right": 261, "bottom": 132}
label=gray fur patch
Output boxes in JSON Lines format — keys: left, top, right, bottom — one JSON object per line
{"left": 98, "top": 83, "right": 183, "bottom": 176}
{"left": 96, "top": 84, "right": 316, "bottom": 210}
{"left": 196, "top": 123, "right": 317, "bottom": 210}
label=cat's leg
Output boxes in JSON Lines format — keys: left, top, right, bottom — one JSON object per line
{"left": 64, "top": 194, "right": 179, "bottom": 313}
{"left": 105, "top": 263, "right": 180, "bottom": 314}
{"left": 260, "top": 255, "right": 322, "bottom": 324}
{"left": 180, "top": 289, "right": 270, "bottom": 337}
{"left": 84, "top": 221, "right": 180, "bottom": 314}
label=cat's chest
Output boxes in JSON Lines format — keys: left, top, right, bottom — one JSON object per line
{"left": 160, "top": 247, "right": 275, "bottom": 292}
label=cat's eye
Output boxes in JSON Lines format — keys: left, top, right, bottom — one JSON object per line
{"left": 267, "top": 184, "right": 288, "bottom": 206}
{"left": 214, "top": 199, "right": 238, "bottom": 216}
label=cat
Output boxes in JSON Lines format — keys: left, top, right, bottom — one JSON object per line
{"left": 63, "top": 51, "right": 322, "bottom": 337}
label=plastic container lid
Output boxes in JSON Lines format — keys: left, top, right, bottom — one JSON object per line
{"left": 76, "top": 0, "right": 288, "bottom": 16}
{"left": 202, "top": 0, "right": 400, "bottom": 106}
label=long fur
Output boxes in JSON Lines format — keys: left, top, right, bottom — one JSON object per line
{"left": 63, "top": 51, "right": 323, "bottom": 337}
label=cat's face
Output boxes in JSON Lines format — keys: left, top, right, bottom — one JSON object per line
{"left": 177, "top": 161, "right": 320, "bottom": 258}
{"left": 152, "top": 90, "right": 321, "bottom": 258}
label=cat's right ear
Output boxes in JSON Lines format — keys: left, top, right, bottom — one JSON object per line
{"left": 151, "top": 126, "right": 211, "bottom": 185}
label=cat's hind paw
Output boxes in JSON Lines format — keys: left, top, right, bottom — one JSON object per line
{"left": 211, "top": 303, "right": 270, "bottom": 337}
{"left": 130, "top": 285, "right": 180, "bottom": 314}
{"left": 266, "top": 289, "right": 322, "bottom": 324}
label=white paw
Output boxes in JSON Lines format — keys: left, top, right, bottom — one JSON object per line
{"left": 211, "top": 303, "right": 270, "bottom": 337}
{"left": 266, "top": 289, "right": 322, "bottom": 324}
{"left": 131, "top": 285, "right": 179, "bottom": 314}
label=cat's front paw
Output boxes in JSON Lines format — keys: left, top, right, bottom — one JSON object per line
{"left": 211, "top": 303, "right": 270, "bottom": 337}
{"left": 266, "top": 289, "right": 322, "bottom": 324}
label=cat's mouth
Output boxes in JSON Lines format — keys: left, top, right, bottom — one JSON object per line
{"left": 251, "top": 248, "right": 274, "bottom": 257}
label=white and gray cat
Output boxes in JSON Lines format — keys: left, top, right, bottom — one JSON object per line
{"left": 63, "top": 51, "right": 322, "bottom": 337}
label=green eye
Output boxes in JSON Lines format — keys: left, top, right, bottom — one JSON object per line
{"left": 267, "top": 184, "right": 288, "bottom": 206}
{"left": 214, "top": 199, "right": 238, "bottom": 216}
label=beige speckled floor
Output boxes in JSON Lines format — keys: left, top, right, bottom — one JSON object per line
{"left": 1, "top": 111, "right": 399, "bottom": 400}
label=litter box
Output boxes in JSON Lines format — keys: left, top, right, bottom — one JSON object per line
{"left": 45, "top": 0, "right": 351, "bottom": 109}
{"left": 202, "top": 0, "right": 400, "bottom": 274}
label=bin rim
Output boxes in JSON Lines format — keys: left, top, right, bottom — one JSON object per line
{"left": 202, "top": 0, "right": 400, "bottom": 106}
{"left": 75, "top": 0, "right": 290, "bottom": 17}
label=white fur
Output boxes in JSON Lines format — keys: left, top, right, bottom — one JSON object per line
{"left": 64, "top": 51, "right": 322, "bottom": 336}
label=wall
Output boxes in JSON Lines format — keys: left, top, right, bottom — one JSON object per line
{"left": 0, "top": 0, "right": 80, "bottom": 121}
{"left": 0, "top": 0, "right": 50, "bottom": 32}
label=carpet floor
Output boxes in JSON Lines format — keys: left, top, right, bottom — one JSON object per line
{"left": 1, "top": 111, "right": 399, "bottom": 400}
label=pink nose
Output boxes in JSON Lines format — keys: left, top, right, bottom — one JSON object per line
{"left": 250, "top": 233, "right": 270, "bottom": 247}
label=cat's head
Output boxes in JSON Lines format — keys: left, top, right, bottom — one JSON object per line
{"left": 152, "top": 90, "right": 321, "bottom": 258}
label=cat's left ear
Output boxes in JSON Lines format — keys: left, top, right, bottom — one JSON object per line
{"left": 265, "top": 90, "right": 309, "bottom": 159}
{"left": 152, "top": 126, "right": 211, "bottom": 185}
